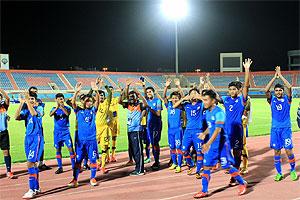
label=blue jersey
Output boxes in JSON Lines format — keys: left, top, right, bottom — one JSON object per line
{"left": 22, "top": 100, "right": 45, "bottom": 126}
{"left": 20, "top": 106, "right": 43, "bottom": 136}
{"left": 0, "top": 101, "right": 9, "bottom": 131}
{"left": 124, "top": 101, "right": 145, "bottom": 132}
{"left": 51, "top": 106, "right": 71, "bottom": 131}
{"left": 269, "top": 95, "right": 291, "bottom": 128}
{"left": 147, "top": 98, "right": 162, "bottom": 124}
{"left": 166, "top": 101, "right": 182, "bottom": 129}
{"left": 75, "top": 107, "right": 97, "bottom": 141}
{"left": 205, "top": 105, "right": 226, "bottom": 148}
{"left": 183, "top": 101, "right": 204, "bottom": 130}
{"left": 221, "top": 95, "right": 246, "bottom": 128}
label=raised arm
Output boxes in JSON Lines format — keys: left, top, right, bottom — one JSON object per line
{"left": 276, "top": 66, "right": 292, "bottom": 98}
{"left": 134, "top": 88, "right": 148, "bottom": 107}
{"left": 72, "top": 82, "right": 82, "bottom": 109}
{"left": 173, "top": 94, "right": 190, "bottom": 108}
{"left": 0, "top": 88, "right": 10, "bottom": 106}
{"left": 242, "top": 58, "right": 252, "bottom": 100}
{"left": 162, "top": 79, "right": 171, "bottom": 105}
{"left": 15, "top": 95, "right": 25, "bottom": 120}
{"left": 25, "top": 93, "right": 37, "bottom": 116}
{"left": 118, "top": 88, "right": 126, "bottom": 104}
{"left": 264, "top": 69, "right": 278, "bottom": 100}
{"left": 49, "top": 103, "right": 59, "bottom": 117}
{"left": 174, "top": 78, "right": 184, "bottom": 98}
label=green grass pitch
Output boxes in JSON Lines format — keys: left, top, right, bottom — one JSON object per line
{"left": 0, "top": 98, "right": 299, "bottom": 164}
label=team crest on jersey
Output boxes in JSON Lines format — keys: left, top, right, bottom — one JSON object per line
{"left": 211, "top": 116, "right": 215, "bottom": 121}
{"left": 197, "top": 106, "right": 200, "bottom": 110}
{"left": 235, "top": 99, "right": 239, "bottom": 103}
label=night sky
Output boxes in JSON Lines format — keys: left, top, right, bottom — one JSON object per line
{"left": 1, "top": 0, "right": 299, "bottom": 72}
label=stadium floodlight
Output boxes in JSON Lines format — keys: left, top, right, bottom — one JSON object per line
{"left": 161, "top": 0, "right": 188, "bottom": 21}
{"left": 161, "top": 0, "right": 188, "bottom": 75}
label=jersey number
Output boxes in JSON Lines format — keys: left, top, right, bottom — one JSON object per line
{"left": 229, "top": 105, "right": 233, "bottom": 112}
{"left": 276, "top": 104, "right": 282, "bottom": 111}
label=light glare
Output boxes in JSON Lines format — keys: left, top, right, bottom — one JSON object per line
{"left": 161, "top": 0, "right": 188, "bottom": 21}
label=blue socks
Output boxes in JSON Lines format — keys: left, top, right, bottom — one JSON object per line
{"left": 288, "top": 154, "right": 296, "bottom": 171}
{"left": 196, "top": 152, "right": 203, "bottom": 173}
{"left": 28, "top": 167, "right": 36, "bottom": 190}
{"left": 274, "top": 155, "right": 282, "bottom": 174}
{"left": 229, "top": 167, "right": 245, "bottom": 185}
{"left": 202, "top": 170, "right": 211, "bottom": 193}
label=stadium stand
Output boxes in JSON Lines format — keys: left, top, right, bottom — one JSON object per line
{"left": 0, "top": 70, "right": 299, "bottom": 98}
{"left": 0, "top": 71, "right": 14, "bottom": 90}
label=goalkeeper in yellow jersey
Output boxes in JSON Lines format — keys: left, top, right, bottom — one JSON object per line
{"left": 241, "top": 97, "right": 251, "bottom": 175}
{"left": 95, "top": 78, "right": 112, "bottom": 174}
{"left": 107, "top": 86, "right": 121, "bottom": 162}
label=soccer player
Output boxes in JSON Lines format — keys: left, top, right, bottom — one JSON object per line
{"left": 15, "top": 92, "right": 44, "bottom": 199}
{"left": 50, "top": 93, "right": 75, "bottom": 174}
{"left": 95, "top": 79, "right": 112, "bottom": 173}
{"left": 145, "top": 86, "right": 163, "bottom": 170}
{"left": 122, "top": 88, "right": 148, "bottom": 176}
{"left": 264, "top": 66, "right": 298, "bottom": 181}
{"left": 173, "top": 88, "right": 205, "bottom": 179}
{"left": 107, "top": 86, "right": 120, "bottom": 162}
{"left": 68, "top": 82, "right": 100, "bottom": 187}
{"left": 162, "top": 79, "right": 184, "bottom": 173}
{"left": 193, "top": 90, "right": 247, "bottom": 198}
{"left": 218, "top": 58, "right": 252, "bottom": 185}
{"left": 27, "top": 86, "right": 51, "bottom": 171}
{"left": 0, "top": 88, "right": 14, "bottom": 178}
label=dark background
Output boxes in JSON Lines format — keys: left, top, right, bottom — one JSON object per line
{"left": 1, "top": 0, "right": 299, "bottom": 72}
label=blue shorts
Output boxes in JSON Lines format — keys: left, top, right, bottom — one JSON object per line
{"left": 25, "top": 134, "right": 44, "bottom": 163}
{"left": 204, "top": 138, "right": 234, "bottom": 169}
{"left": 54, "top": 130, "right": 73, "bottom": 149}
{"left": 168, "top": 128, "right": 183, "bottom": 149}
{"left": 226, "top": 123, "right": 243, "bottom": 150}
{"left": 182, "top": 129, "right": 203, "bottom": 152}
{"left": 76, "top": 140, "right": 98, "bottom": 163}
{"left": 270, "top": 127, "right": 293, "bottom": 150}
{"left": 147, "top": 122, "right": 162, "bottom": 146}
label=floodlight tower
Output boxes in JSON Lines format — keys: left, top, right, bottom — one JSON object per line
{"left": 161, "top": 0, "right": 188, "bottom": 75}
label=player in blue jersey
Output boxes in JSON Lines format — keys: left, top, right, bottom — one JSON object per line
{"left": 145, "top": 86, "right": 163, "bottom": 170}
{"left": 193, "top": 90, "right": 247, "bottom": 198}
{"left": 264, "top": 66, "right": 298, "bottom": 181}
{"left": 68, "top": 82, "right": 100, "bottom": 187}
{"left": 173, "top": 88, "right": 205, "bottom": 179}
{"left": 27, "top": 87, "right": 51, "bottom": 171}
{"left": 218, "top": 58, "right": 252, "bottom": 185}
{"left": 15, "top": 92, "right": 44, "bottom": 199}
{"left": 162, "top": 79, "right": 184, "bottom": 173}
{"left": 50, "top": 93, "right": 75, "bottom": 174}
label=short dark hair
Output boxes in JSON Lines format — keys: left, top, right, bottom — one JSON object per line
{"left": 108, "top": 86, "right": 114, "bottom": 89}
{"left": 228, "top": 81, "right": 242, "bottom": 90}
{"left": 28, "top": 86, "right": 38, "bottom": 92}
{"left": 79, "top": 94, "right": 86, "bottom": 100}
{"left": 55, "top": 93, "right": 64, "bottom": 99}
{"left": 274, "top": 83, "right": 284, "bottom": 90}
{"left": 0, "top": 93, "right": 3, "bottom": 98}
{"left": 29, "top": 92, "right": 38, "bottom": 100}
{"left": 189, "top": 88, "right": 200, "bottom": 95}
{"left": 98, "top": 90, "right": 105, "bottom": 97}
{"left": 170, "top": 91, "right": 181, "bottom": 99}
{"left": 204, "top": 89, "right": 217, "bottom": 100}
{"left": 146, "top": 86, "right": 155, "bottom": 92}
{"left": 201, "top": 89, "right": 208, "bottom": 96}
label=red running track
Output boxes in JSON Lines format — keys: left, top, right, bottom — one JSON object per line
{"left": 0, "top": 134, "right": 299, "bottom": 200}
